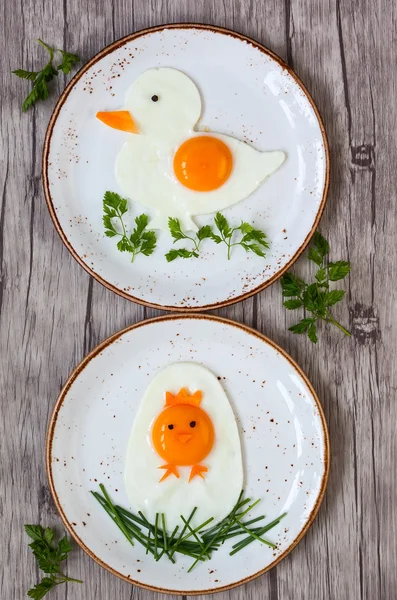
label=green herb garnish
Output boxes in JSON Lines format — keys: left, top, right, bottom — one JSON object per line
{"left": 165, "top": 218, "right": 213, "bottom": 261}
{"left": 12, "top": 39, "right": 80, "bottom": 112}
{"left": 211, "top": 212, "right": 269, "bottom": 260}
{"left": 103, "top": 191, "right": 157, "bottom": 262}
{"left": 165, "top": 214, "right": 269, "bottom": 261}
{"left": 25, "top": 525, "right": 82, "bottom": 599}
{"left": 92, "top": 485, "right": 286, "bottom": 571}
{"left": 281, "top": 231, "right": 351, "bottom": 343}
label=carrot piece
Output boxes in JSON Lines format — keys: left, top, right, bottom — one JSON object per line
{"left": 96, "top": 110, "right": 139, "bottom": 133}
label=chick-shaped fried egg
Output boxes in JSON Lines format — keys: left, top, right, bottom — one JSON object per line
{"left": 97, "top": 68, "right": 286, "bottom": 231}
{"left": 124, "top": 362, "right": 243, "bottom": 530}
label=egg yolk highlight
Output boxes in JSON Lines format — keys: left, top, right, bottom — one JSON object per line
{"left": 173, "top": 136, "right": 233, "bottom": 191}
{"left": 152, "top": 404, "right": 214, "bottom": 466}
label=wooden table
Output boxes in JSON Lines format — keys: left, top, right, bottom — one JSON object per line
{"left": 1, "top": 1, "right": 395, "bottom": 599}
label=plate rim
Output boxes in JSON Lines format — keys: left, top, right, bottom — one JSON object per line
{"left": 46, "top": 313, "right": 330, "bottom": 595}
{"left": 42, "top": 22, "right": 330, "bottom": 313}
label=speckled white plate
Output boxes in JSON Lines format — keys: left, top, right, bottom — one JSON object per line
{"left": 47, "top": 315, "right": 329, "bottom": 594}
{"left": 43, "top": 24, "right": 329, "bottom": 311}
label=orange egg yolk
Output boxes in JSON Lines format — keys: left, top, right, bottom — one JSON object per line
{"left": 173, "top": 136, "right": 233, "bottom": 192}
{"left": 152, "top": 404, "right": 214, "bottom": 466}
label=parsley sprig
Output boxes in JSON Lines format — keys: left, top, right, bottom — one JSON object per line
{"left": 281, "top": 232, "right": 351, "bottom": 343}
{"left": 103, "top": 191, "right": 157, "bottom": 262}
{"left": 12, "top": 39, "right": 80, "bottom": 112}
{"left": 165, "top": 218, "right": 213, "bottom": 262}
{"left": 165, "top": 213, "right": 269, "bottom": 261}
{"left": 25, "top": 525, "right": 82, "bottom": 599}
{"left": 211, "top": 212, "right": 269, "bottom": 259}
{"left": 92, "top": 484, "right": 286, "bottom": 572}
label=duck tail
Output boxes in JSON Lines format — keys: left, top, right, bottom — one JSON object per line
{"left": 261, "top": 150, "right": 286, "bottom": 178}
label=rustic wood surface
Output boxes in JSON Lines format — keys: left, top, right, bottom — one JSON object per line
{"left": 1, "top": 1, "right": 395, "bottom": 599}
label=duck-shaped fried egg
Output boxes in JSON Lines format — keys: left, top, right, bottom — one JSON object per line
{"left": 97, "top": 68, "right": 286, "bottom": 231}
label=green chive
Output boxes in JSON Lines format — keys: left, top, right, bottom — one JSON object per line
{"left": 154, "top": 513, "right": 159, "bottom": 559}
{"left": 169, "top": 507, "right": 197, "bottom": 559}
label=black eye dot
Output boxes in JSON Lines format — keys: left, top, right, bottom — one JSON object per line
{"left": 168, "top": 424, "right": 174, "bottom": 430}
{"left": 151, "top": 95, "right": 159, "bottom": 102}
{"left": 189, "top": 421, "right": 196, "bottom": 428}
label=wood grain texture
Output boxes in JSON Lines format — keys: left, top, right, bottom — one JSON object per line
{"left": 1, "top": 0, "right": 395, "bottom": 598}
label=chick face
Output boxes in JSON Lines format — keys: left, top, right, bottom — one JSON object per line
{"left": 152, "top": 403, "right": 214, "bottom": 466}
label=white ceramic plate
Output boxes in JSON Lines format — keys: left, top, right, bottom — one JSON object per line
{"left": 43, "top": 24, "right": 329, "bottom": 311}
{"left": 47, "top": 315, "right": 329, "bottom": 594}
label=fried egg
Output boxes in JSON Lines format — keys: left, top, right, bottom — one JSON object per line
{"left": 124, "top": 362, "right": 243, "bottom": 530}
{"left": 97, "top": 68, "right": 286, "bottom": 231}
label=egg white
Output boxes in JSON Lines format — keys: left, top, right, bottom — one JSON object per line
{"left": 115, "top": 68, "right": 285, "bottom": 231}
{"left": 124, "top": 362, "right": 243, "bottom": 530}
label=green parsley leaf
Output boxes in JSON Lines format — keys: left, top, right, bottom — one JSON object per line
{"left": 25, "top": 525, "right": 82, "bottom": 598}
{"left": 168, "top": 217, "right": 186, "bottom": 242}
{"left": 214, "top": 212, "right": 231, "bottom": 239}
{"left": 139, "top": 230, "right": 157, "bottom": 256}
{"left": 166, "top": 218, "right": 212, "bottom": 260}
{"left": 12, "top": 69, "right": 39, "bottom": 81}
{"left": 280, "top": 272, "right": 305, "bottom": 297}
{"left": 307, "top": 323, "right": 318, "bottom": 343}
{"left": 289, "top": 318, "right": 314, "bottom": 334}
{"left": 281, "top": 232, "right": 351, "bottom": 342}
{"left": 212, "top": 213, "right": 269, "bottom": 260}
{"left": 327, "top": 261, "right": 351, "bottom": 281}
{"left": 196, "top": 225, "right": 213, "bottom": 241}
{"left": 27, "top": 578, "right": 56, "bottom": 600}
{"left": 58, "top": 535, "right": 72, "bottom": 557}
{"left": 57, "top": 50, "right": 80, "bottom": 74}
{"left": 210, "top": 233, "right": 222, "bottom": 244}
{"left": 241, "top": 243, "right": 266, "bottom": 257}
{"left": 44, "top": 528, "right": 54, "bottom": 546}
{"left": 12, "top": 39, "right": 80, "bottom": 111}
{"left": 283, "top": 298, "right": 303, "bottom": 310}
{"left": 315, "top": 267, "right": 327, "bottom": 284}
{"left": 103, "top": 191, "right": 156, "bottom": 262}
{"left": 25, "top": 525, "right": 46, "bottom": 542}
{"left": 325, "top": 289, "right": 345, "bottom": 306}
{"left": 312, "top": 231, "right": 329, "bottom": 257}
{"left": 165, "top": 248, "right": 198, "bottom": 262}
{"left": 308, "top": 247, "right": 323, "bottom": 266}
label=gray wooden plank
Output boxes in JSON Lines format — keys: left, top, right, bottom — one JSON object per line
{"left": 0, "top": 0, "right": 396, "bottom": 599}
